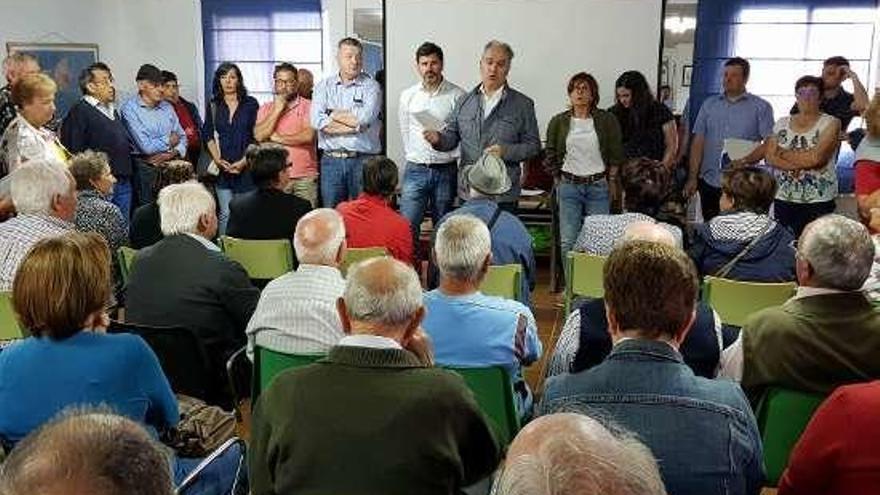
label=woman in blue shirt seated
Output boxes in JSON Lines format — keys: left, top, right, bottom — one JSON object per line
{"left": 689, "top": 166, "right": 796, "bottom": 282}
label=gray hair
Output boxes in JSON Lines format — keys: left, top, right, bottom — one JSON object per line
{"left": 496, "top": 413, "right": 666, "bottom": 495}
{"left": 2, "top": 52, "right": 37, "bottom": 75}
{"left": 435, "top": 214, "right": 491, "bottom": 283}
{"left": 158, "top": 182, "right": 215, "bottom": 236}
{"left": 620, "top": 221, "right": 678, "bottom": 248}
{"left": 0, "top": 408, "right": 173, "bottom": 495}
{"left": 293, "top": 208, "right": 346, "bottom": 265}
{"left": 68, "top": 150, "right": 110, "bottom": 191}
{"left": 799, "top": 214, "right": 874, "bottom": 290}
{"left": 9, "top": 162, "right": 73, "bottom": 215}
{"left": 343, "top": 256, "right": 423, "bottom": 328}
{"left": 483, "top": 40, "right": 514, "bottom": 62}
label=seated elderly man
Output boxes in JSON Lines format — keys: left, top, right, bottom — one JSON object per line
{"left": 423, "top": 214, "right": 541, "bottom": 418}
{"left": 0, "top": 410, "right": 173, "bottom": 495}
{"left": 246, "top": 208, "right": 347, "bottom": 357}
{"left": 494, "top": 413, "right": 666, "bottom": 495}
{"left": 721, "top": 214, "right": 880, "bottom": 397}
{"left": 126, "top": 182, "right": 260, "bottom": 407}
{"left": 0, "top": 162, "right": 76, "bottom": 291}
{"left": 541, "top": 241, "right": 764, "bottom": 495}
{"left": 548, "top": 221, "right": 725, "bottom": 379}
{"left": 249, "top": 257, "right": 500, "bottom": 495}
{"left": 435, "top": 154, "right": 535, "bottom": 306}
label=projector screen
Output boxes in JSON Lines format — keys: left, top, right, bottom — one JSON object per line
{"left": 385, "top": 0, "right": 663, "bottom": 167}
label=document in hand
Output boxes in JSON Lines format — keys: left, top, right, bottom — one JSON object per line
{"left": 412, "top": 110, "right": 444, "bottom": 132}
{"left": 720, "top": 138, "right": 760, "bottom": 168}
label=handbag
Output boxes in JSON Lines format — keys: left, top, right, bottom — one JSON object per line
{"left": 163, "top": 394, "right": 236, "bottom": 458}
{"left": 204, "top": 102, "right": 221, "bottom": 177}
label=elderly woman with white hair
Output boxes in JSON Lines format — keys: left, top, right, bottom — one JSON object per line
{"left": 69, "top": 150, "right": 127, "bottom": 254}
{"left": 125, "top": 182, "right": 259, "bottom": 408}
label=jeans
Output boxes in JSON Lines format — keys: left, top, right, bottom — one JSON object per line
{"left": 132, "top": 159, "right": 158, "bottom": 208}
{"left": 320, "top": 155, "right": 369, "bottom": 208}
{"left": 557, "top": 179, "right": 610, "bottom": 256}
{"left": 111, "top": 178, "right": 133, "bottom": 223}
{"left": 216, "top": 187, "right": 246, "bottom": 236}
{"left": 399, "top": 161, "right": 457, "bottom": 247}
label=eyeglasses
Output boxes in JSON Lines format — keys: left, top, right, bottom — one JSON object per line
{"left": 274, "top": 79, "right": 298, "bottom": 86}
{"left": 796, "top": 87, "right": 820, "bottom": 98}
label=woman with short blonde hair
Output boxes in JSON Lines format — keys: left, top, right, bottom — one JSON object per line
{"left": 0, "top": 73, "right": 68, "bottom": 175}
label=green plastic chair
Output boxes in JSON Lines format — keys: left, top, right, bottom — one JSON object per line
{"left": 341, "top": 247, "right": 387, "bottom": 276}
{"left": 756, "top": 387, "right": 826, "bottom": 486}
{"left": 220, "top": 236, "right": 295, "bottom": 280}
{"left": 564, "top": 253, "right": 606, "bottom": 315}
{"left": 446, "top": 366, "right": 520, "bottom": 447}
{"left": 703, "top": 277, "right": 796, "bottom": 327}
{"left": 117, "top": 246, "right": 138, "bottom": 285}
{"left": 0, "top": 291, "right": 23, "bottom": 340}
{"left": 480, "top": 264, "right": 522, "bottom": 301}
{"left": 253, "top": 346, "right": 324, "bottom": 401}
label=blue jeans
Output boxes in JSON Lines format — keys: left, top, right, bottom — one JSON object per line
{"left": 215, "top": 187, "right": 246, "bottom": 236}
{"left": 399, "top": 161, "right": 457, "bottom": 244}
{"left": 320, "top": 155, "right": 369, "bottom": 208}
{"left": 111, "top": 178, "right": 133, "bottom": 223}
{"left": 558, "top": 179, "right": 610, "bottom": 256}
{"left": 174, "top": 442, "right": 246, "bottom": 495}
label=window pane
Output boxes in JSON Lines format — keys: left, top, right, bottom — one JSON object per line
{"left": 271, "top": 31, "right": 323, "bottom": 63}
{"left": 811, "top": 7, "right": 877, "bottom": 23}
{"left": 806, "top": 23, "right": 874, "bottom": 60}
{"left": 272, "top": 11, "right": 321, "bottom": 30}
{"left": 210, "top": 14, "right": 269, "bottom": 30}
{"left": 739, "top": 8, "right": 807, "bottom": 23}
{"left": 748, "top": 60, "right": 815, "bottom": 96}
{"left": 735, "top": 24, "right": 808, "bottom": 58}
{"left": 211, "top": 30, "right": 271, "bottom": 61}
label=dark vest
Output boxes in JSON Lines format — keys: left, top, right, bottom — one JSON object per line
{"left": 572, "top": 298, "right": 720, "bottom": 378}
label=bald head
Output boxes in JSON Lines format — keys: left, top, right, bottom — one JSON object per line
{"left": 497, "top": 413, "right": 666, "bottom": 495}
{"left": 342, "top": 256, "right": 423, "bottom": 337}
{"left": 0, "top": 410, "right": 173, "bottom": 495}
{"left": 621, "top": 221, "right": 678, "bottom": 247}
{"left": 293, "top": 208, "right": 346, "bottom": 266}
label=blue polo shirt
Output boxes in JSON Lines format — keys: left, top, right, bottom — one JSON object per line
{"left": 693, "top": 92, "right": 775, "bottom": 187}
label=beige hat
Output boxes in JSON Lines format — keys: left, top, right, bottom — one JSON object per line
{"left": 467, "top": 152, "right": 511, "bottom": 196}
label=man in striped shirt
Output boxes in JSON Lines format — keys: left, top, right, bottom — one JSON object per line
{"left": 245, "top": 208, "right": 347, "bottom": 358}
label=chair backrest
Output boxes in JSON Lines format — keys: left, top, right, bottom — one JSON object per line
{"left": 0, "top": 291, "right": 23, "bottom": 341}
{"left": 564, "top": 253, "right": 606, "bottom": 315}
{"left": 340, "top": 247, "right": 387, "bottom": 275}
{"left": 480, "top": 264, "right": 522, "bottom": 301}
{"left": 703, "top": 277, "right": 796, "bottom": 327}
{"left": 108, "top": 320, "right": 217, "bottom": 404}
{"left": 445, "top": 366, "right": 520, "bottom": 446}
{"left": 117, "top": 246, "right": 138, "bottom": 285}
{"left": 219, "top": 236, "right": 295, "bottom": 280}
{"left": 253, "top": 346, "right": 325, "bottom": 400}
{"left": 756, "top": 387, "right": 826, "bottom": 486}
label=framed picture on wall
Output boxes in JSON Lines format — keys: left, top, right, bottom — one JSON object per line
{"left": 6, "top": 42, "right": 99, "bottom": 120}
{"left": 682, "top": 64, "right": 693, "bottom": 87}
{"left": 660, "top": 57, "right": 670, "bottom": 87}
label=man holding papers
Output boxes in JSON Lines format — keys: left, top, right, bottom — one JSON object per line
{"left": 398, "top": 42, "right": 465, "bottom": 254}
{"left": 685, "top": 57, "right": 774, "bottom": 221}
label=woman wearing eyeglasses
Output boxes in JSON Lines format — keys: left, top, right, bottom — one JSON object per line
{"left": 765, "top": 75, "right": 842, "bottom": 237}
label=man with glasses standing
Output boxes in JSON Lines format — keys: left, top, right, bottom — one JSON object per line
{"left": 254, "top": 63, "right": 318, "bottom": 206}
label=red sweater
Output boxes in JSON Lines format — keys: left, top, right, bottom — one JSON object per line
{"left": 779, "top": 380, "right": 880, "bottom": 495}
{"left": 337, "top": 194, "right": 413, "bottom": 265}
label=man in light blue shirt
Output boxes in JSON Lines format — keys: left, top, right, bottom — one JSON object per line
{"left": 310, "top": 38, "right": 382, "bottom": 207}
{"left": 119, "top": 64, "right": 187, "bottom": 207}
{"left": 423, "top": 214, "right": 542, "bottom": 419}
{"left": 685, "top": 57, "right": 774, "bottom": 221}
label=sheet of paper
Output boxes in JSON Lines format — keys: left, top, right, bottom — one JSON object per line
{"left": 723, "top": 138, "right": 760, "bottom": 161}
{"left": 412, "top": 110, "right": 444, "bottom": 132}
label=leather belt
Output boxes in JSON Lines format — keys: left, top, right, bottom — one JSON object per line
{"left": 561, "top": 171, "right": 606, "bottom": 184}
{"left": 411, "top": 160, "right": 456, "bottom": 169}
{"left": 325, "top": 150, "right": 368, "bottom": 159}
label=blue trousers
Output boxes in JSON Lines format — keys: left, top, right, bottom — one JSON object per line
{"left": 320, "top": 155, "right": 371, "bottom": 208}
{"left": 557, "top": 179, "right": 611, "bottom": 256}
{"left": 399, "top": 161, "right": 457, "bottom": 247}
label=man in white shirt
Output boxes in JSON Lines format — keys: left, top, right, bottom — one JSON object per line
{"left": 245, "top": 208, "right": 348, "bottom": 358}
{"left": 398, "top": 42, "right": 465, "bottom": 254}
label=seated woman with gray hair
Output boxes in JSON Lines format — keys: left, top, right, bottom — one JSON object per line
{"left": 69, "top": 150, "right": 128, "bottom": 255}
{"left": 689, "top": 166, "right": 796, "bottom": 282}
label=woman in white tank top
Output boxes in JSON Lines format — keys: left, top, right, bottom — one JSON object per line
{"left": 766, "top": 75, "right": 842, "bottom": 237}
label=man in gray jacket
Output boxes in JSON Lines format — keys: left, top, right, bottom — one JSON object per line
{"left": 424, "top": 40, "right": 541, "bottom": 210}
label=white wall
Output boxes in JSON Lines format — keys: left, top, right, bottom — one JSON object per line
{"left": 386, "top": 0, "right": 663, "bottom": 166}
{"left": 0, "top": 0, "right": 203, "bottom": 108}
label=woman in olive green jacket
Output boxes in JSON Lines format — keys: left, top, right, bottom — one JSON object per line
{"left": 544, "top": 72, "right": 624, "bottom": 256}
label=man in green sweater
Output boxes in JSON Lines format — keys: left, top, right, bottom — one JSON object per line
{"left": 719, "top": 214, "right": 880, "bottom": 398}
{"left": 249, "top": 256, "right": 501, "bottom": 495}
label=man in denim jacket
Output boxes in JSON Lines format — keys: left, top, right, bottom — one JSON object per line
{"left": 541, "top": 240, "right": 764, "bottom": 495}
{"left": 424, "top": 40, "right": 540, "bottom": 210}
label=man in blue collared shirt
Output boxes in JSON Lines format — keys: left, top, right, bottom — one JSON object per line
{"left": 119, "top": 64, "right": 187, "bottom": 207}
{"left": 685, "top": 57, "right": 774, "bottom": 221}
{"left": 541, "top": 240, "right": 764, "bottom": 495}
{"left": 310, "top": 38, "right": 382, "bottom": 208}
